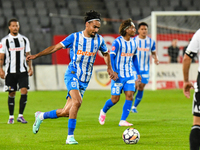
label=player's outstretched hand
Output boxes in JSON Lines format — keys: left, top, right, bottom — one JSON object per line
{"left": 26, "top": 55, "right": 37, "bottom": 61}
{"left": 183, "top": 81, "right": 194, "bottom": 99}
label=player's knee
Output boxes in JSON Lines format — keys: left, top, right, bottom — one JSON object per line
{"left": 138, "top": 86, "right": 144, "bottom": 91}
{"left": 20, "top": 88, "right": 28, "bottom": 94}
{"left": 73, "top": 98, "right": 82, "bottom": 108}
{"left": 9, "top": 91, "right": 16, "bottom": 97}
{"left": 126, "top": 95, "right": 133, "bottom": 100}
{"left": 111, "top": 96, "right": 120, "bottom": 104}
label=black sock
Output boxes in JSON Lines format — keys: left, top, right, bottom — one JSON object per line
{"left": 19, "top": 94, "right": 27, "bottom": 115}
{"left": 190, "top": 125, "right": 200, "bottom": 150}
{"left": 8, "top": 96, "right": 15, "bottom": 116}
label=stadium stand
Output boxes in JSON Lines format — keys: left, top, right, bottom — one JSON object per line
{"left": 0, "top": 0, "right": 199, "bottom": 64}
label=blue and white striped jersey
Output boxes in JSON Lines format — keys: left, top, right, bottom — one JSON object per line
{"left": 133, "top": 35, "right": 156, "bottom": 73}
{"left": 110, "top": 36, "right": 138, "bottom": 78}
{"left": 60, "top": 31, "right": 108, "bottom": 82}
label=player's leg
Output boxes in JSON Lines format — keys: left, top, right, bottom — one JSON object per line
{"left": 99, "top": 95, "right": 120, "bottom": 125}
{"left": 66, "top": 89, "right": 82, "bottom": 145}
{"left": 17, "top": 72, "right": 29, "bottom": 123}
{"left": 132, "top": 83, "right": 145, "bottom": 112}
{"left": 8, "top": 91, "right": 16, "bottom": 124}
{"left": 190, "top": 92, "right": 200, "bottom": 150}
{"left": 119, "top": 91, "right": 134, "bottom": 125}
{"left": 119, "top": 78, "right": 135, "bottom": 126}
{"left": 33, "top": 96, "right": 72, "bottom": 134}
{"left": 99, "top": 79, "right": 121, "bottom": 125}
{"left": 5, "top": 73, "right": 17, "bottom": 124}
{"left": 17, "top": 87, "right": 28, "bottom": 123}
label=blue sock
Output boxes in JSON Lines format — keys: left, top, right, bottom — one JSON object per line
{"left": 134, "top": 90, "right": 144, "bottom": 107}
{"left": 68, "top": 119, "right": 76, "bottom": 135}
{"left": 43, "top": 110, "right": 58, "bottom": 119}
{"left": 102, "top": 99, "right": 115, "bottom": 113}
{"left": 121, "top": 100, "right": 133, "bottom": 120}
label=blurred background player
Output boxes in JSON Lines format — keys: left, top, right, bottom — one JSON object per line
{"left": 26, "top": 10, "right": 117, "bottom": 144}
{"left": 168, "top": 38, "right": 180, "bottom": 63}
{"left": 183, "top": 28, "right": 200, "bottom": 150}
{"left": 131, "top": 22, "right": 159, "bottom": 113}
{"left": 99, "top": 19, "right": 141, "bottom": 126}
{"left": 0, "top": 18, "right": 33, "bottom": 124}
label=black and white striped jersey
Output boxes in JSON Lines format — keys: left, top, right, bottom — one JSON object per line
{"left": 186, "top": 28, "right": 200, "bottom": 72}
{"left": 0, "top": 33, "right": 31, "bottom": 74}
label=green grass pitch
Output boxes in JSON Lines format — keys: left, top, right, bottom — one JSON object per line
{"left": 0, "top": 89, "right": 193, "bottom": 150}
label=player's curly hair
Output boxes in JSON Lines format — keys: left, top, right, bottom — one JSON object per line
{"left": 8, "top": 18, "right": 18, "bottom": 26}
{"left": 119, "top": 18, "right": 133, "bottom": 36}
{"left": 84, "top": 10, "right": 101, "bottom": 23}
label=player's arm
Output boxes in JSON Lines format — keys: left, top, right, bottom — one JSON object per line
{"left": 0, "top": 53, "right": 5, "bottom": 79}
{"left": 132, "top": 54, "right": 141, "bottom": 82}
{"left": 102, "top": 52, "right": 118, "bottom": 81}
{"left": 26, "top": 52, "right": 33, "bottom": 76}
{"left": 152, "top": 51, "right": 159, "bottom": 65}
{"left": 26, "top": 43, "right": 63, "bottom": 61}
{"left": 183, "top": 29, "right": 199, "bottom": 98}
{"left": 183, "top": 54, "right": 193, "bottom": 98}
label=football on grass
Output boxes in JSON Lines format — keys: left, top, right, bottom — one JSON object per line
{"left": 122, "top": 128, "right": 140, "bottom": 144}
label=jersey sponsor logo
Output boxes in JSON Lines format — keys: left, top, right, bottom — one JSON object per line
{"left": 137, "top": 47, "right": 149, "bottom": 51}
{"left": 9, "top": 47, "right": 24, "bottom": 51}
{"left": 0, "top": 43, "right": 2, "bottom": 48}
{"left": 121, "top": 52, "right": 134, "bottom": 57}
{"left": 111, "top": 46, "right": 115, "bottom": 51}
{"left": 94, "top": 69, "right": 111, "bottom": 87}
{"left": 77, "top": 50, "right": 96, "bottom": 56}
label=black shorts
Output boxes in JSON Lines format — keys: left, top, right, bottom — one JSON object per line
{"left": 5, "top": 72, "right": 29, "bottom": 92}
{"left": 193, "top": 72, "right": 200, "bottom": 116}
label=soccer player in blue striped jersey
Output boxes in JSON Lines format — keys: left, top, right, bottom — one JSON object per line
{"left": 26, "top": 10, "right": 117, "bottom": 145}
{"left": 99, "top": 19, "right": 141, "bottom": 126}
{"left": 131, "top": 22, "right": 159, "bottom": 113}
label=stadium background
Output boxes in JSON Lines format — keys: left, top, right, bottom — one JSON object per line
{"left": 0, "top": 0, "right": 199, "bottom": 91}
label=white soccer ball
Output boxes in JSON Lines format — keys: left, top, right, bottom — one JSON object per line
{"left": 122, "top": 128, "right": 140, "bottom": 144}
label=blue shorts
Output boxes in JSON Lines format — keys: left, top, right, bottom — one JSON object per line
{"left": 111, "top": 76, "right": 135, "bottom": 95}
{"left": 64, "top": 72, "right": 89, "bottom": 99}
{"left": 133, "top": 71, "right": 150, "bottom": 84}
{"left": 141, "top": 74, "right": 150, "bottom": 84}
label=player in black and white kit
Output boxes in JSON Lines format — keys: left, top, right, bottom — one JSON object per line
{"left": 0, "top": 19, "right": 33, "bottom": 124}
{"left": 183, "top": 28, "right": 200, "bottom": 150}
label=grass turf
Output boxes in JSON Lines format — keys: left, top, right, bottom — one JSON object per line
{"left": 0, "top": 89, "right": 193, "bottom": 150}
